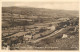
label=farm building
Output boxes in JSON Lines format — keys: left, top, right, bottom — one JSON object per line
{"left": 24, "top": 35, "right": 32, "bottom": 41}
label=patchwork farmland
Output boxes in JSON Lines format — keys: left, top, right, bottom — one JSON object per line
{"left": 2, "top": 7, "right": 79, "bottom": 50}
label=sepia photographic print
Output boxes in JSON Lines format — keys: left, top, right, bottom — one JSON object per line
{"left": 1, "top": 0, "right": 79, "bottom": 51}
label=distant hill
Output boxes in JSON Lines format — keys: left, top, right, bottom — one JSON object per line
{"left": 2, "top": 7, "right": 79, "bottom": 18}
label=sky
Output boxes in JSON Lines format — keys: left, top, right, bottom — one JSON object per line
{"left": 2, "top": 1, "right": 79, "bottom": 10}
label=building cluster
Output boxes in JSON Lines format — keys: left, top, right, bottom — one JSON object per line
{"left": 2, "top": 23, "right": 56, "bottom": 49}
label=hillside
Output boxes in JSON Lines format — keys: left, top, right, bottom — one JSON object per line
{"left": 2, "top": 7, "right": 79, "bottom": 50}
{"left": 2, "top": 7, "right": 79, "bottom": 18}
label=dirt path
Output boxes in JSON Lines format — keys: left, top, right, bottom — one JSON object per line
{"left": 30, "top": 28, "right": 65, "bottom": 43}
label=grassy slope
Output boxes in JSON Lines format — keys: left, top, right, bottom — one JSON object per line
{"left": 2, "top": 7, "right": 79, "bottom": 18}
{"left": 31, "top": 27, "right": 79, "bottom": 50}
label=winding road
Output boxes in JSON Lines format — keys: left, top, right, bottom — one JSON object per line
{"left": 29, "top": 28, "right": 65, "bottom": 43}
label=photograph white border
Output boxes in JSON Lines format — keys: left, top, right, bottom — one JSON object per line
{"left": 0, "top": 0, "right": 79, "bottom": 52}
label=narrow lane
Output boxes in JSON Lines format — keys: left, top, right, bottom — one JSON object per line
{"left": 30, "top": 28, "right": 65, "bottom": 43}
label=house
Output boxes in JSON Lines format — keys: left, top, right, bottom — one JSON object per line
{"left": 47, "top": 25, "right": 55, "bottom": 31}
